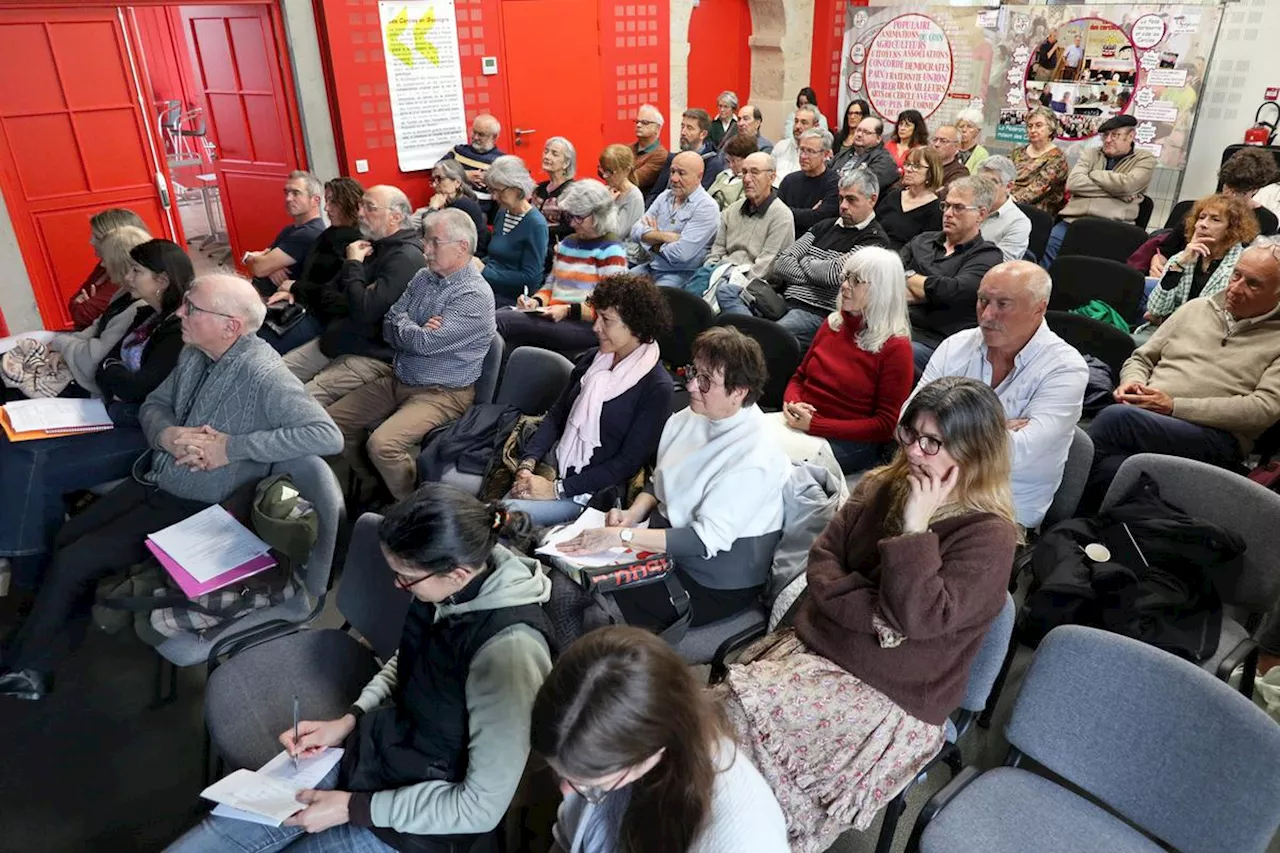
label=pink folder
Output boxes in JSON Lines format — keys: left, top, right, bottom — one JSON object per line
{"left": 146, "top": 539, "right": 278, "bottom": 598}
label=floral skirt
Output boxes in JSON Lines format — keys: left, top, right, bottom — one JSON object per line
{"left": 716, "top": 630, "right": 946, "bottom": 853}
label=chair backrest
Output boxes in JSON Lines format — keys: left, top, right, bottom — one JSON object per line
{"left": 1134, "top": 195, "right": 1154, "bottom": 229}
{"left": 1044, "top": 310, "right": 1134, "bottom": 383}
{"left": 1102, "top": 454, "right": 1280, "bottom": 612}
{"left": 1047, "top": 255, "right": 1145, "bottom": 321}
{"left": 659, "top": 286, "right": 715, "bottom": 369}
{"left": 959, "top": 593, "right": 1015, "bottom": 714}
{"left": 1006, "top": 625, "right": 1280, "bottom": 853}
{"left": 1040, "top": 426, "right": 1093, "bottom": 531}
{"left": 712, "top": 314, "right": 802, "bottom": 411}
{"left": 1162, "top": 198, "right": 1194, "bottom": 232}
{"left": 474, "top": 333, "right": 505, "bottom": 406}
{"left": 336, "top": 512, "right": 412, "bottom": 661}
{"left": 496, "top": 346, "right": 575, "bottom": 415}
{"left": 1017, "top": 202, "right": 1054, "bottom": 263}
{"left": 1058, "top": 216, "right": 1150, "bottom": 264}
{"left": 267, "top": 456, "right": 344, "bottom": 603}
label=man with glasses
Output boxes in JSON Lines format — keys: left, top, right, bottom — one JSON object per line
{"left": 280, "top": 185, "right": 426, "bottom": 407}
{"left": 832, "top": 116, "right": 899, "bottom": 197}
{"left": 722, "top": 104, "right": 773, "bottom": 154}
{"left": 770, "top": 105, "right": 819, "bottom": 184}
{"left": 629, "top": 104, "right": 670, "bottom": 194}
{"left": 630, "top": 151, "right": 720, "bottom": 288}
{"left": 244, "top": 170, "right": 326, "bottom": 299}
{"left": 931, "top": 125, "right": 969, "bottom": 189}
{"left": 900, "top": 175, "right": 1003, "bottom": 372}
{"left": 778, "top": 128, "right": 840, "bottom": 238}
{"left": 1040, "top": 114, "right": 1155, "bottom": 268}
{"left": 440, "top": 113, "right": 505, "bottom": 208}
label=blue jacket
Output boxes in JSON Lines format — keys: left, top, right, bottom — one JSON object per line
{"left": 483, "top": 208, "right": 549, "bottom": 301}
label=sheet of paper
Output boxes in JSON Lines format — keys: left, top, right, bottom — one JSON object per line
{"left": 0, "top": 331, "right": 55, "bottom": 355}
{"left": 201, "top": 769, "right": 305, "bottom": 823}
{"left": 535, "top": 507, "right": 648, "bottom": 568}
{"left": 147, "top": 504, "right": 271, "bottom": 583}
{"left": 4, "top": 397, "right": 112, "bottom": 433}
{"left": 210, "top": 749, "right": 344, "bottom": 826}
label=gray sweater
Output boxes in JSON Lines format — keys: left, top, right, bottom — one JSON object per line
{"left": 138, "top": 335, "right": 343, "bottom": 502}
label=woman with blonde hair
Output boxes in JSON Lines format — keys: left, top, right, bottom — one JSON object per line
{"left": 68, "top": 208, "right": 149, "bottom": 329}
{"left": 780, "top": 246, "right": 913, "bottom": 473}
{"left": 719, "top": 376, "right": 1018, "bottom": 852}
{"left": 1010, "top": 107, "right": 1068, "bottom": 214}
{"left": 877, "top": 146, "right": 944, "bottom": 249}
{"left": 598, "top": 143, "right": 645, "bottom": 239}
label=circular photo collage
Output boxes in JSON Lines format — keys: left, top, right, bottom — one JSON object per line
{"left": 1023, "top": 18, "right": 1138, "bottom": 140}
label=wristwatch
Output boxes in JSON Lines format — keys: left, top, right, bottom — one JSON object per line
{"left": 619, "top": 529, "right": 634, "bottom": 544}
{"left": 554, "top": 479, "right": 565, "bottom": 499}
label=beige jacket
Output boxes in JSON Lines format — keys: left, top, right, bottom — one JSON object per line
{"left": 1059, "top": 146, "right": 1156, "bottom": 223}
{"left": 1121, "top": 292, "right": 1280, "bottom": 451}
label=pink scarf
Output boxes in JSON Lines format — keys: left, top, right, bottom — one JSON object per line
{"left": 558, "top": 341, "right": 661, "bottom": 479}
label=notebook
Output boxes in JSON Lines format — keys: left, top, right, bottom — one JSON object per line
{"left": 145, "top": 505, "right": 277, "bottom": 597}
{"left": 204, "top": 749, "right": 345, "bottom": 826}
{"left": 0, "top": 398, "right": 114, "bottom": 441}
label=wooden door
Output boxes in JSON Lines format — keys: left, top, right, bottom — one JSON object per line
{"left": 499, "top": 0, "right": 604, "bottom": 178}
{"left": 687, "top": 0, "right": 751, "bottom": 115}
{"left": 179, "top": 5, "right": 306, "bottom": 261}
{"left": 0, "top": 6, "right": 177, "bottom": 330}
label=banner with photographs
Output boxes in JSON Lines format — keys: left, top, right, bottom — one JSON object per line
{"left": 841, "top": 4, "right": 1222, "bottom": 169}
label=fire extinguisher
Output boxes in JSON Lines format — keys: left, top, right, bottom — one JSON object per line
{"left": 1245, "top": 102, "right": 1278, "bottom": 145}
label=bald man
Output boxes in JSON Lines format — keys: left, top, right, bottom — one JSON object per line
{"left": 0, "top": 273, "right": 342, "bottom": 701}
{"left": 441, "top": 113, "right": 505, "bottom": 204}
{"left": 630, "top": 150, "right": 721, "bottom": 288}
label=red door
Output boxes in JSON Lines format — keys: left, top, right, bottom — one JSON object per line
{"left": 687, "top": 0, "right": 752, "bottom": 115}
{"left": 0, "top": 7, "right": 178, "bottom": 330}
{"left": 179, "top": 5, "right": 306, "bottom": 263}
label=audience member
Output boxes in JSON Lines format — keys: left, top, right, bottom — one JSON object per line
{"left": 902, "top": 175, "right": 1003, "bottom": 370}
{"left": 877, "top": 146, "right": 944, "bottom": 250}
{"left": 955, "top": 108, "right": 990, "bottom": 174}
{"left": 532, "top": 627, "right": 790, "bottom": 853}
{"left": 534, "top": 136, "right": 578, "bottom": 270}
{"left": 440, "top": 113, "right": 506, "bottom": 208}
{"left": 779, "top": 247, "right": 913, "bottom": 473}
{"left": 483, "top": 155, "right": 549, "bottom": 308}
{"left": 718, "top": 376, "right": 1017, "bottom": 851}
{"left": 1031, "top": 29, "right": 1062, "bottom": 80}
{"left": 771, "top": 104, "right": 819, "bottom": 183}
{"left": 0, "top": 273, "right": 342, "bottom": 701}
{"left": 424, "top": 159, "right": 490, "bottom": 257}
{"left": 281, "top": 184, "right": 425, "bottom": 407}
{"left": 1009, "top": 107, "right": 1068, "bottom": 215}
{"left": 645, "top": 109, "right": 724, "bottom": 204}
{"left": 165, "top": 484, "right": 553, "bottom": 851}
{"left": 708, "top": 131, "right": 758, "bottom": 210}
{"left": 931, "top": 124, "right": 969, "bottom": 188}
{"left": 629, "top": 151, "right": 719, "bottom": 288}
{"left": 701, "top": 152, "right": 794, "bottom": 284}
{"left": 831, "top": 99, "right": 871, "bottom": 166}
{"left": 499, "top": 180, "right": 627, "bottom": 355}
{"left": 915, "top": 262, "right": 1087, "bottom": 529}
{"left": 709, "top": 90, "right": 739, "bottom": 148}
{"left": 505, "top": 274, "right": 673, "bottom": 526}
{"left": 597, "top": 144, "right": 645, "bottom": 244}
{"left": 728, "top": 103, "right": 773, "bottom": 154}
{"left": 1042, "top": 115, "right": 1155, "bottom": 267}
{"left": 1086, "top": 239, "right": 1280, "bottom": 506}
{"left": 978, "top": 156, "right": 1033, "bottom": 262}
{"left": 831, "top": 116, "right": 899, "bottom": 197}
{"left": 885, "top": 109, "right": 929, "bottom": 170}
{"left": 244, "top": 170, "right": 326, "bottom": 299}
{"left": 561, "top": 327, "right": 789, "bottom": 629}
{"left": 327, "top": 209, "right": 495, "bottom": 502}
{"left": 629, "top": 104, "right": 670, "bottom": 194}
{"left": 68, "top": 208, "right": 148, "bottom": 330}
{"left": 778, "top": 128, "right": 839, "bottom": 237}
{"left": 780, "top": 87, "right": 828, "bottom": 142}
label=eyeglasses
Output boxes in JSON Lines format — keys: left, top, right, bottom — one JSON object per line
{"left": 424, "top": 236, "right": 468, "bottom": 248}
{"left": 563, "top": 770, "right": 630, "bottom": 805}
{"left": 393, "top": 571, "right": 428, "bottom": 592}
{"left": 932, "top": 136, "right": 958, "bottom": 145}
{"left": 682, "top": 363, "right": 721, "bottom": 394}
{"left": 902, "top": 162, "right": 925, "bottom": 172}
{"left": 740, "top": 167, "right": 773, "bottom": 177}
{"left": 597, "top": 167, "right": 612, "bottom": 179}
{"left": 798, "top": 147, "right": 825, "bottom": 156}
{"left": 635, "top": 119, "right": 659, "bottom": 127}
{"left": 567, "top": 213, "right": 587, "bottom": 225}
{"left": 359, "top": 199, "right": 388, "bottom": 212}
{"left": 182, "top": 295, "right": 236, "bottom": 320}
{"left": 842, "top": 272, "right": 870, "bottom": 286}
{"left": 941, "top": 202, "right": 979, "bottom": 214}
{"left": 896, "top": 424, "right": 944, "bottom": 456}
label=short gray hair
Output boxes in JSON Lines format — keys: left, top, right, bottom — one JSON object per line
{"left": 638, "top": 104, "right": 664, "bottom": 127}
{"left": 800, "top": 128, "right": 833, "bottom": 152}
{"left": 1252, "top": 234, "right": 1280, "bottom": 264}
{"left": 545, "top": 136, "right": 577, "bottom": 177}
{"left": 287, "top": 170, "right": 323, "bottom": 199}
{"left": 795, "top": 104, "right": 820, "bottom": 125}
{"left": 202, "top": 273, "right": 268, "bottom": 333}
{"left": 558, "top": 179, "right": 618, "bottom": 238}
{"left": 383, "top": 185, "right": 412, "bottom": 220}
{"left": 717, "top": 90, "right": 739, "bottom": 109}
{"left": 485, "top": 155, "right": 536, "bottom": 198}
{"left": 839, "top": 168, "right": 880, "bottom": 198}
{"left": 955, "top": 108, "right": 984, "bottom": 128}
{"left": 948, "top": 175, "right": 996, "bottom": 211}
{"left": 991, "top": 260, "right": 1053, "bottom": 304}
{"left": 425, "top": 207, "right": 479, "bottom": 255}
{"left": 979, "top": 155, "right": 1017, "bottom": 186}
{"left": 1025, "top": 107, "right": 1059, "bottom": 138}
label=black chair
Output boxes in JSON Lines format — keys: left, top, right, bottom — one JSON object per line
{"left": 711, "top": 314, "right": 801, "bottom": 411}
{"left": 1017, "top": 202, "right": 1054, "bottom": 263}
{"left": 1163, "top": 198, "right": 1194, "bottom": 232}
{"left": 1044, "top": 310, "right": 1135, "bottom": 383}
{"left": 1047, "top": 255, "right": 1146, "bottom": 322}
{"left": 1056, "top": 216, "right": 1150, "bottom": 264}
{"left": 1134, "top": 195, "right": 1154, "bottom": 229}
{"left": 659, "top": 287, "right": 714, "bottom": 372}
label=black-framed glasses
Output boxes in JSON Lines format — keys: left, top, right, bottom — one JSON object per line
{"left": 563, "top": 769, "right": 630, "bottom": 805}
{"left": 682, "top": 363, "right": 719, "bottom": 394}
{"left": 896, "top": 424, "right": 944, "bottom": 456}
{"left": 182, "top": 295, "right": 236, "bottom": 320}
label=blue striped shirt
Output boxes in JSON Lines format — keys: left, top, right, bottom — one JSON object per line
{"left": 383, "top": 264, "right": 496, "bottom": 388}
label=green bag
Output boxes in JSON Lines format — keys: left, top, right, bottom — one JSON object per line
{"left": 1070, "top": 299, "right": 1131, "bottom": 333}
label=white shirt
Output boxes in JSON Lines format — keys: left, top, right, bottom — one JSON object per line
{"left": 772, "top": 138, "right": 801, "bottom": 186}
{"left": 980, "top": 196, "right": 1033, "bottom": 262}
{"left": 909, "top": 321, "right": 1089, "bottom": 528}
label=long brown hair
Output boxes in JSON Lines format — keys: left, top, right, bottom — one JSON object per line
{"left": 530, "top": 626, "right": 731, "bottom": 853}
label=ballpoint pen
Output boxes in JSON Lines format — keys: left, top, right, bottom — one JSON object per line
{"left": 292, "top": 694, "right": 300, "bottom": 771}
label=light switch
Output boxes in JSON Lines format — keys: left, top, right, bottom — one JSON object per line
{"left": 355, "top": 159, "right": 370, "bottom": 174}
{"left": 482, "top": 56, "right": 498, "bottom": 75}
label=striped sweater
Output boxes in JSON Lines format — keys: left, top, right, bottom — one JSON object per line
{"left": 532, "top": 236, "right": 627, "bottom": 322}
{"left": 768, "top": 216, "right": 890, "bottom": 313}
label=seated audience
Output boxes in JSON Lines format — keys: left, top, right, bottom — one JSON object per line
{"left": 165, "top": 484, "right": 553, "bottom": 852}
{"left": 498, "top": 180, "right": 627, "bottom": 355}
{"left": 424, "top": 159, "right": 490, "bottom": 257}
{"left": 700, "top": 152, "right": 794, "bottom": 283}
{"left": 902, "top": 175, "right": 1003, "bottom": 371}
{"left": 877, "top": 146, "right": 944, "bottom": 250}
{"left": 597, "top": 144, "right": 645, "bottom": 244}
{"left": 534, "top": 136, "right": 578, "bottom": 269}
{"left": 0, "top": 273, "right": 342, "bottom": 701}
{"left": 531, "top": 627, "right": 790, "bottom": 853}
{"left": 955, "top": 108, "right": 990, "bottom": 174}
{"left": 978, "top": 156, "right": 1033, "bottom": 262}
{"left": 779, "top": 129, "right": 839, "bottom": 237}
{"left": 780, "top": 87, "right": 828, "bottom": 142}
{"left": 505, "top": 274, "right": 673, "bottom": 526}
{"left": 244, "top": 170, "right": 326, "bottom": 298}
{"left": 779, "top": 247, "right": 913, "bottom": 473}
{"left": 708, "top": 131, "right": 759, "bottom": 210}
{"left": 1085, "top": 239, "right": 1280, "bottom": 507}
{"left": 832, "top": 116, "right": 900, "bottom": 197}
{"left": 260, "top": 177, "right": 365, "bottom": 355}
{"left": 440, "top": 112, "right": 505, "bottom": 210}
{"left": 1042, "top": 115, "right": 1156, "bottom": 267}
{"left": 327, "top": 209, "right": 495, "bottom": 502}
{"left": 630, "top": 104, "right": 670, "bottom": 195}
{"left": 726, "top": 103, "right": 773, "bottom": 154}
{"left": 718, "top": 376, "right": 1017, "bottom": 851}
{"left": 561, "top": 327, "right": 788, "bottom": 629}
{"left": 646, "top": 109, "right": 724, "bottom": 205}
{"left": 830, "top": 99, "right": 871, "bottom": 169}
{"left": 69, "top": 208, "right": 148, "bottom": 330}
{"left": 629, "top": 151, "right": 719, "bottom": 289}
{"left": 885, "top": 109, "right": 929, "bottom": 170}
{"left": 916, "top": 262, "right": 1087, "bottom": 529}
{"left": 931, "top": 124, "right": 969, "bottom": 189}
{"left": 709, "top": 90, "right": 739, "bottom": 148}
{"left": 282, "top": 184, "right": 425, "bottom": 408}
{"left": 1009, "top": 107, "right": 1068, "bottom": 215}
{"left": 482, "top": 155, "right": 549, "bottom": 308}
{"left": 771, "top": 105, "right": 820, "bottom": 184}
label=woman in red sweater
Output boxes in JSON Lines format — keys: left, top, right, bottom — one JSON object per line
{"left": 780, "top": 246, "right": 914, "bottom": 473}
{"left": 718, "top": 376, "right": 1018, "bottom": 852}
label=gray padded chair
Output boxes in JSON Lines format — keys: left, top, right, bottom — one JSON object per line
{"left": 909, "top": 625, "right": 1280, "bottom": 853}
{"left": 474, "top": 333, "right": 505, "bottom": 406}
{"left": 1039, "top": 426, "right": 1093, "bottom": 532}
{"left": 1103, "top": 454, "right": 1280, "bottom": 695}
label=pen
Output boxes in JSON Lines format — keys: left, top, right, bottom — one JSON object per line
{"left": 292, "top": 694, "right": 300, "bottom": 771}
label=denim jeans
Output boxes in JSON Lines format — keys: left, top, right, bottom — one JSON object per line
{"left": 827, "top": 439, "right": 889, "bottom": 474}
{"left": 503, "top": 497, "right": 586, "bottom": 527}
{"left": 631, "top": 262, "right": 693, "bottom": 289}
{"left": 776, "top": 307, "right": 825, "bottom": 354}
{"left": 1041, "top": 221, "right": 1069, "bottom": 269}
{"left": 259, "top": 314, "right": 324, "bottom": 356}
{"left": 715, "top": 283, "right": 751, "bottom": 316}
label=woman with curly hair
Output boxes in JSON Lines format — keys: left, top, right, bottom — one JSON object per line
{"left": 504, "top": 273, "right": 673, "bottom": 526}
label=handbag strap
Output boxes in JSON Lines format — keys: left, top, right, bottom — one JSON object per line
{"left": 655, "top": 572, "right": 692, "bottom": 646}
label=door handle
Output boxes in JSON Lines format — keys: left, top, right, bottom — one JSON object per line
{"left": 513, "top": 128, "right": 536, "bottom": 146}
{"left": 156, "top": 171, "right": 171, "bottom": 209}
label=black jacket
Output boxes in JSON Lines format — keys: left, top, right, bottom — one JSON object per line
{"left": 94, "top": 308, "right": 184, "bottom": 404}
{"left": 319, "top": 229, "right": 426, "bottom": 361}
{"left": 290, "top": 224, "right": 364, "bottom": 319}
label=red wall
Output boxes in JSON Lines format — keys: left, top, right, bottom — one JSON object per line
{"left": 812, "top": 0, "right": 861, "bottom": 121}
{"left": 687, "top": 0, "right": 751, "bottom": 116}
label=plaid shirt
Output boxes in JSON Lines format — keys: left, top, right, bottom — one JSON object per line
{"left": 383, "top": 264, "right": 495, "bottom": 388}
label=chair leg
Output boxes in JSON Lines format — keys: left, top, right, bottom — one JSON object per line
{"left": 977, "top": 637, "right": 1018, "bottom": 730}
{"left": 151, "top": 655, "right": 178, "bottom": 707}
{"left": 202, "top": 724, "right": 213, "bottom": 786}
{"left": 874, "top": 789, "right": 909, "bottom": 853}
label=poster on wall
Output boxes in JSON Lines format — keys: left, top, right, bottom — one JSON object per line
{"left": 378, "top": 0, "right": 468, "bottom": 172}
{"left": 842, "top": 4, "right": 1222, "bottom": 169}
